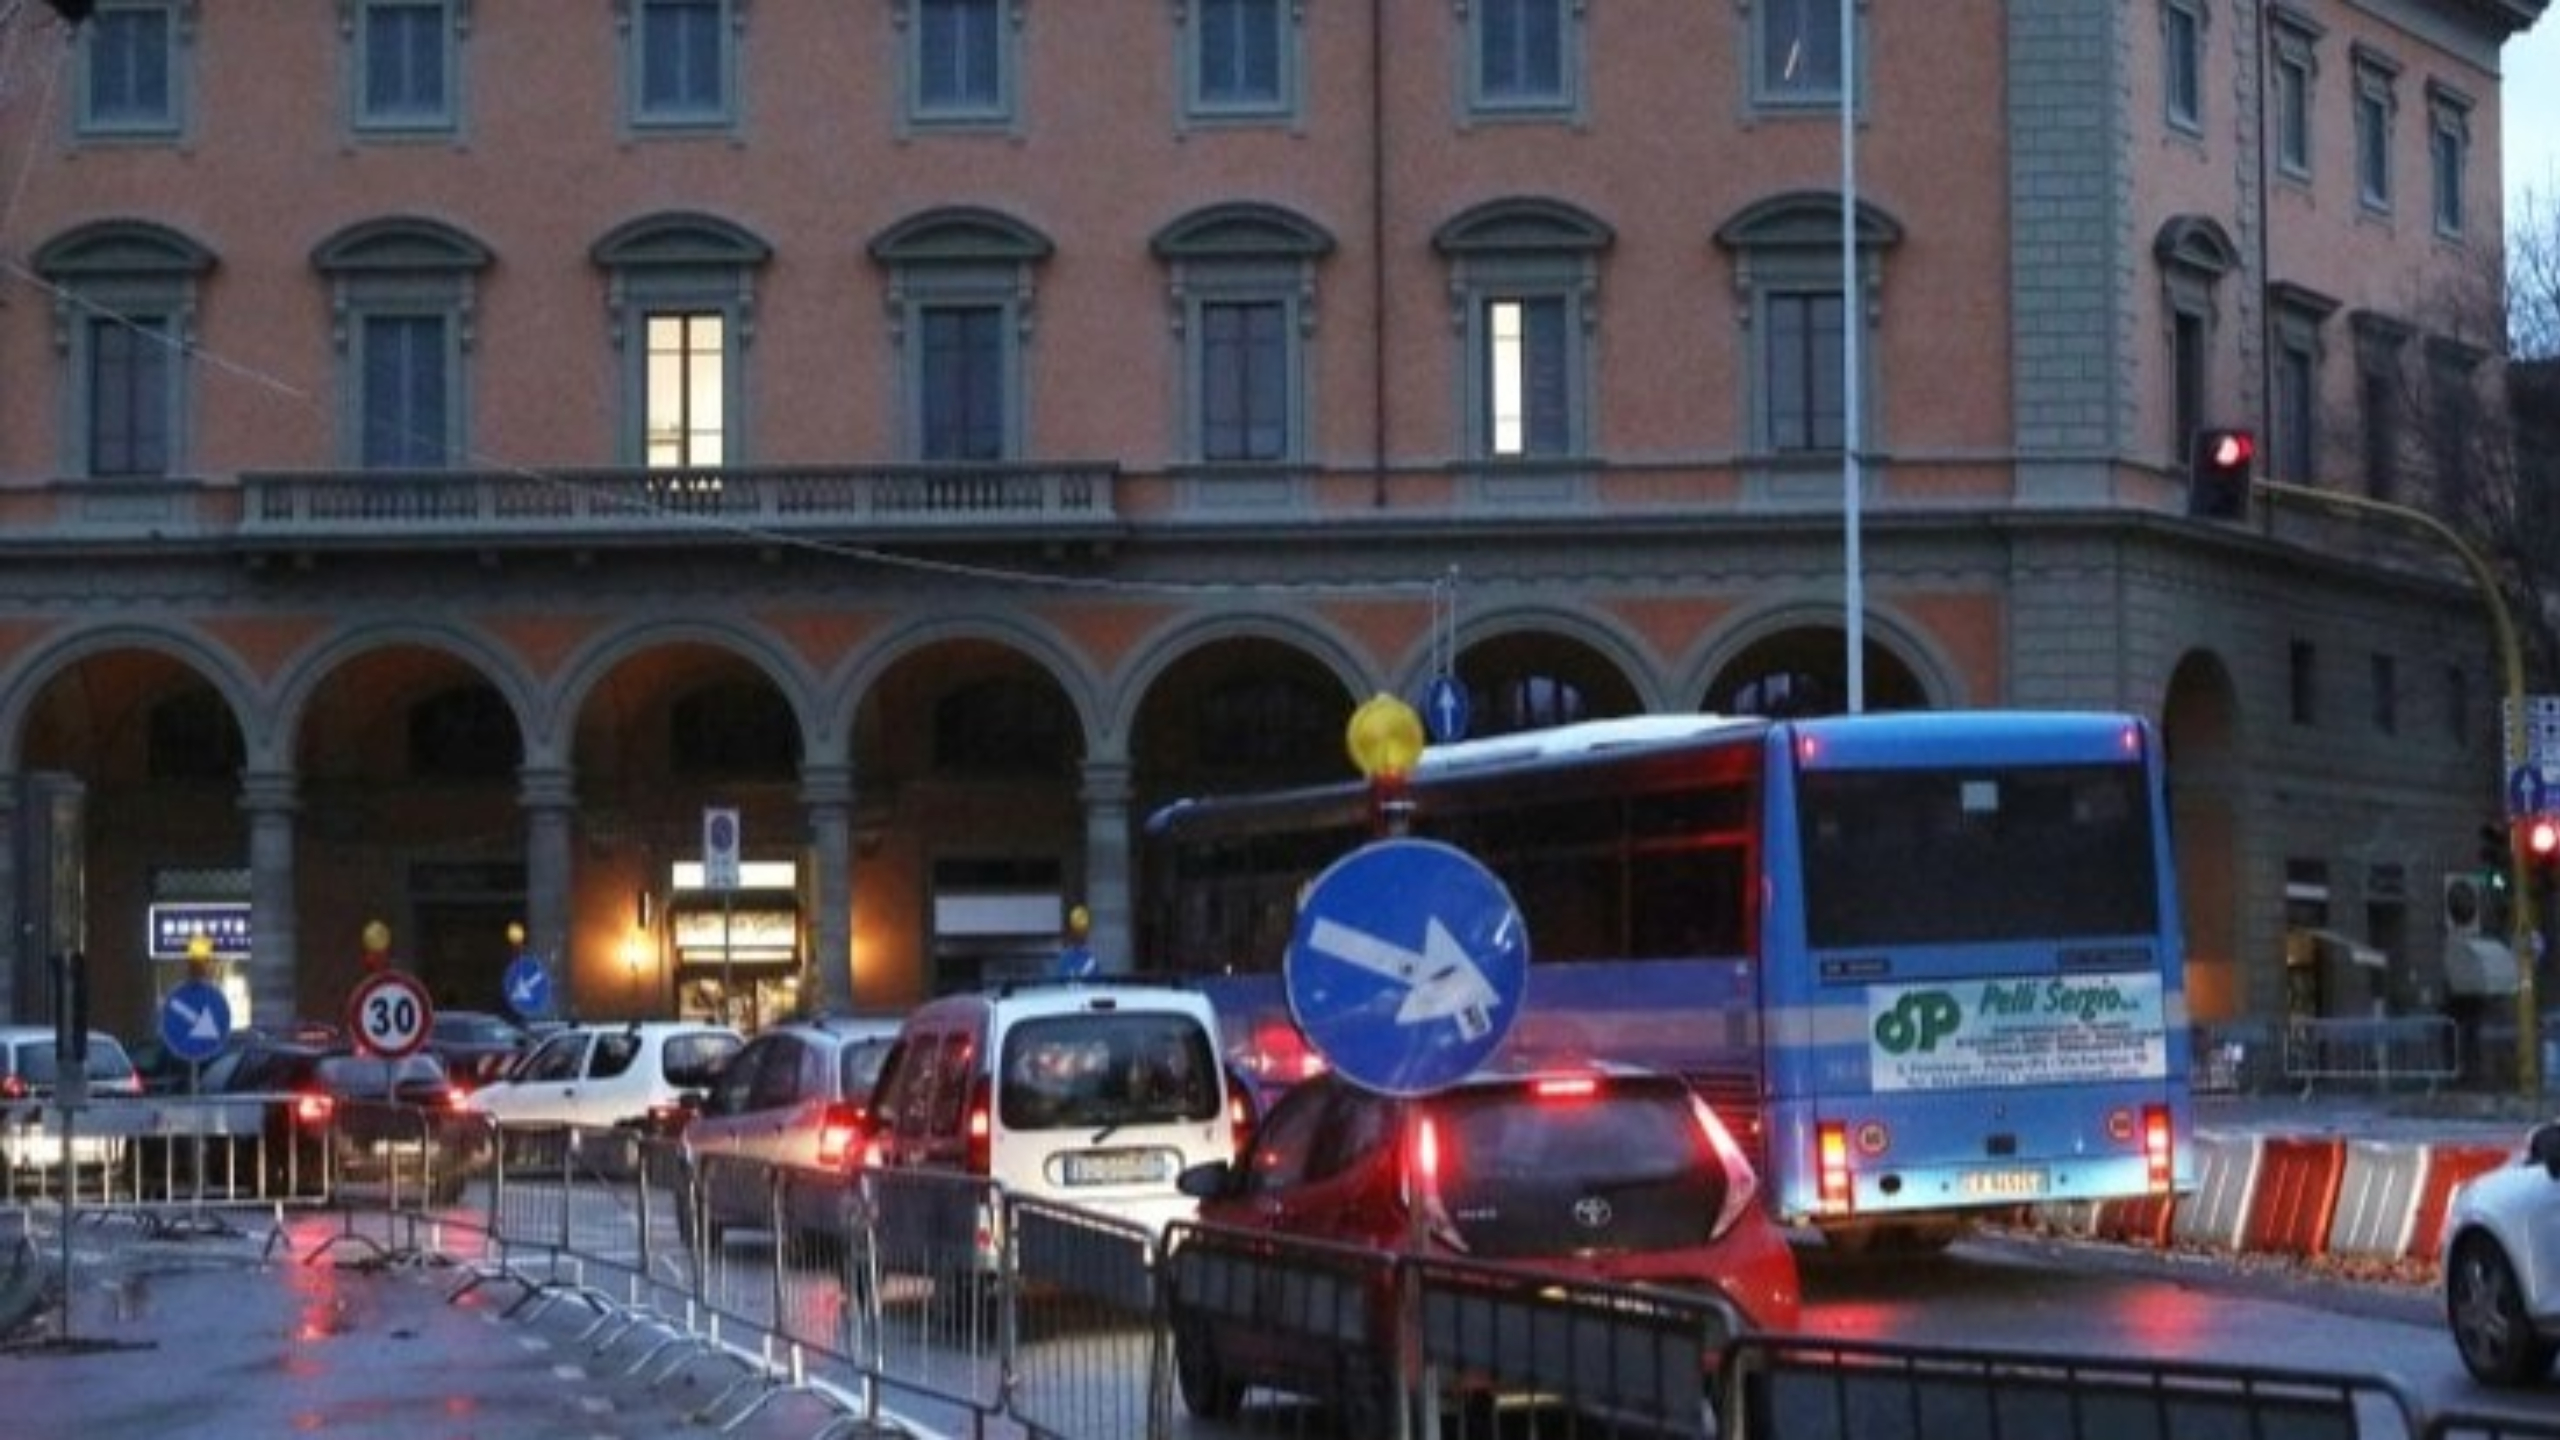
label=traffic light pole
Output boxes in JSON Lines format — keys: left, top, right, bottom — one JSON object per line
{"left": 2255, "top": 479, "right": 2539, "bottom": 1096}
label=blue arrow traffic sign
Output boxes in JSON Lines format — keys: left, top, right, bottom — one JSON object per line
{"left": 1284, "top": 838, "right": 1528, "bottom": 1096}
{"left": 2511, "top": 765, "right": 2550, "bottom": 819}
{"left": 504, "top": 953, "right": 553, "bottom": 1020}
{"left": 1424, "top": 674, "right": 1471, "bottom": 745}
{"left": 159, "top": 979, "right": 232, "bottom": 1064}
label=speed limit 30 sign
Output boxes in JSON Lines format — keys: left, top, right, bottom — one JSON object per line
{"left": 348, "top": 970, "right": 435, "bottom": 1058}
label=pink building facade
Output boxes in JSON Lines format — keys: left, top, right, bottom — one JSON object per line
{"left": 0, "top": 1, "right": 2539, "bottom": 1042}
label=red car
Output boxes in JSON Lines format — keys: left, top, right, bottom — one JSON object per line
{"left": 1170, "top": 1059, "right": 1799, "bottom": 1425}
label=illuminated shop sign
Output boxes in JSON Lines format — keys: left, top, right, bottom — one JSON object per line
{"left": 149, "top": 902, "right": 252, "bottom": 961}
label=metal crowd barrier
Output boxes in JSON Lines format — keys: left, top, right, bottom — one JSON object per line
{"left": 23, "top": 1095, "right": 2524, "bottom": 1440}
{"left": 2281, "top": 1016, "right": 2462, "bottom": 1096}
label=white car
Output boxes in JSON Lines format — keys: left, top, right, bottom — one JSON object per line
{"left": 2445, "top": 1121, "right": 2560, "bottom": 1384}
{"left": 464, "top": 1021, "right": 740, "bottom": 1135}
{"left": 0, "top": 1026, "right": 145, "bottom": 1176}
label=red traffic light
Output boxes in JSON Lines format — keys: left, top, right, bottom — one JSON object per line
{"left": 2530, "top": 816, "right": 2560, "bottom": 859}
{"left": 2205, "top": 431, "right": 2255, "bottom": 469}
{"left": 2186, "top": 427, "right": 2256, "bottom": 520}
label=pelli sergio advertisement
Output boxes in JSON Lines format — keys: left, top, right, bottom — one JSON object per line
{"left": 1867, "top": 974, "right": 2168, "bottom": 1091}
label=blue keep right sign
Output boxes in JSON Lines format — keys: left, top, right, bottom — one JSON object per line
{"left": 158, "top": 979, "right": 232, "bottom": 1065}
{"left": 1283, "top": 838, "right": 1528, "bottom": 1096}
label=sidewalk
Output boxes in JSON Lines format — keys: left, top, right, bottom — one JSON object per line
{"left": 0, "top": 1209, "right": 910, "bottom": 1440}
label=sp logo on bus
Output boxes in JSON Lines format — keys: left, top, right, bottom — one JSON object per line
{"left": 1874, "top": 989, "right": 1963, "bottom": 1055}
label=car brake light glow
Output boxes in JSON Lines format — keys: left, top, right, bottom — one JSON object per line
{"left": 817, "top": 1102, "right": 866, "bottom": 1168}
{"left": 294, "top": 1092, "right": 336, "bottom": 1127}
{"left": 0, "top": 1075, "right": 24, "bottom": 1101}
{"left": 2143, "top": 1104, "right": 2174, "bottom": 1192}
{"left": 1816, "top": 1120, "right": 1853, "bottom": 1214}
{"left": 1688, "top": 1094, "right": 1761, "bottom": 1238}
{"left": 965, "top": 1076, "right": 993, "bottom": 1175}
{"left": 1414, "top": 1114, "right": 1442, "bottom": 1188}
{"left": 1226, "top": 1091, "right": 1255, "bottom": 1160}
{"left": 1531, "top": 1076, "right": 1598, "bottom": 1100}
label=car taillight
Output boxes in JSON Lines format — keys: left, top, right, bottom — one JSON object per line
{"left": 645, "top": 1101, "right": 689, "bottom": 1135}
{"left": 0, "top": 1074, "right": 25, "bottom": 1101}
{"left": 2143, "top": 1104, "right": 2174, "bottom": 1192}
{"left": 1531, "top": 1075, "right": 1599, "bottom": 1100}
{"left": 1816, "top": 1120, "right": 1853, "bottom": 1215}
{"left": 817, "top": 1102, "right": 867, "bottom": 1168}
{"left": 1403, "top": 1113, "right": 1468, "bottom": 1252}
{"left": 1688, "top": 1093, "right": 1761, "bottom": 1238}
{"left": 1226, "top": 1089, "right": 1255, "bottom": 1159}
{"left": 294, "top": 1092, "right": 336, "bottom": 1128}
{"left": 965, "top": 1077, "right": 992, "bottom": 1175}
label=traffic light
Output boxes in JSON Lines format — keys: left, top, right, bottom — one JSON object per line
{"left": 2531, "top": 815, "right": 2560, "bottom": 873}
{"left": 2186, "top": 427, "right": 2257, "bottom": 520}
{"left": 2482, "top": 822, "right": 2514, "bottom": 899}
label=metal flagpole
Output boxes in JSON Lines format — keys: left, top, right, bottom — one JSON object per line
{"left": 1841, "top": 0, "right": 1865, "bottom": 714}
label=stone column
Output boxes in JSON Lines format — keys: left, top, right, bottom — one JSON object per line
{"left": 801, "top": 762, "right": 854, "bottom": 1014}
{"left": 239, "top": 771, "right": 300, "bottom": 1028}
{"left": 1079, "top": 758, "right": 1134, "bottom": 973}
{"left": 521, "top": 767, "right": 576, "bottom": 1019}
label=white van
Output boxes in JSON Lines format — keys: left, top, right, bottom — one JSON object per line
{"left": 861, "top": 981, "right": 1232, "bottom": 1257}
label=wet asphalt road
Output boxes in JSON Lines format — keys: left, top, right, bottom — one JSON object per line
{"left": 0, "top": 1212, "right": 908, "bottom": 1440}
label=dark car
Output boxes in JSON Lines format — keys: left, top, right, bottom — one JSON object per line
{"left": 1168, "top": 1060, "right": 1801, "bottom": 1428}
{"left": 426, "top": 1010, "right": 533, "bottom": 1094}
{"left": 174, "top": 1041, "right": 470, "bottom": 1203}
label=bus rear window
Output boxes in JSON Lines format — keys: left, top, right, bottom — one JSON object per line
{"left": 1798, "top": 763, "right": 2157, "bottom": 949}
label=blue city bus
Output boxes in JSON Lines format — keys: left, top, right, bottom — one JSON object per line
{"left": 1139, "top": 709, "right": 2194, "bottom": 1247}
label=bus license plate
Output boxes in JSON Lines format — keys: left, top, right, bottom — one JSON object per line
{"left": 1061, "top": 1149, "right": 1173, "bottom": 1187}
{"left": 1961, "top": 1167, "right": 2047, "bottom": 1198}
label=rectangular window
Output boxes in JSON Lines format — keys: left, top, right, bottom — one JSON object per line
{"left": 645, "top": 313, "right": 726, "bottom": 467}
{"left": 917, "top": 0, "right": 1004, "bottom": 116}
{"left": 83, "top": 6, "right": 175, "bottom": 133}
{"left": 2275, "top": 52, "right": 2310, "bottom": 176}
{"left": 1195, "top": 0, "right": 1282, "bottom": 112}
{"left": 1201, "top": 299, "right": 1287, "bottom": 462}
{"left": 2430, "top": 109, "right": 2467, "bottom": 237}
{"left": 360, "top": 314, "right": 451, "bottom": 468}
{"left": 2290, "top": 639, "right": 2319, "bottom": 727}
{"left": 88, "top": 315, "right": 169, "bottom": 477}
{"left": 2163, "top": 2, "right": 2201, "bottom": 131}
{"left": 1477, "top": 0, "right": 1564, "bottom": 106}
{"left": 2361, "top": 367, "right": 2399, "bottom": 503}
{"left": 639, "top": 0, "right": 725, "bottom": 118}
{"left": 921, "top": 305, "right": 1005, "bottom": 461}
{"left": 2172, "top": 311, "right": 2205, "bottom": 460}
{"left": 2353, "top": 58, "right": 2396, "bottom": 212}
{"left": 2274, "top": 343, "right": 2315, "bottom": 484}
{"left": 1768, "top": 291, "right": 1845, "bottom": 453}
{"left": 360, "top": 1, "right": 450, "bottom": 127}
{"left": 1759, "top": 0, "right": 1841, "bottom": 101}
{"left": 2370, "top": 653, "right": 2398, "bottom": 735}
{"left": 1487, "top": 296, "right": 1569, "bottom": 457}
{"left": 1798, "top": 764, "right": 2160, "bottom": 948}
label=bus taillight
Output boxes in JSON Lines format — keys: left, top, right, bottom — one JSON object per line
{"left": 2142, "top": 1105, "right": 2174, "bottom": 1191}
{"left": 1816, "top": 1120, "right": 1853, "bottom": 1213}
